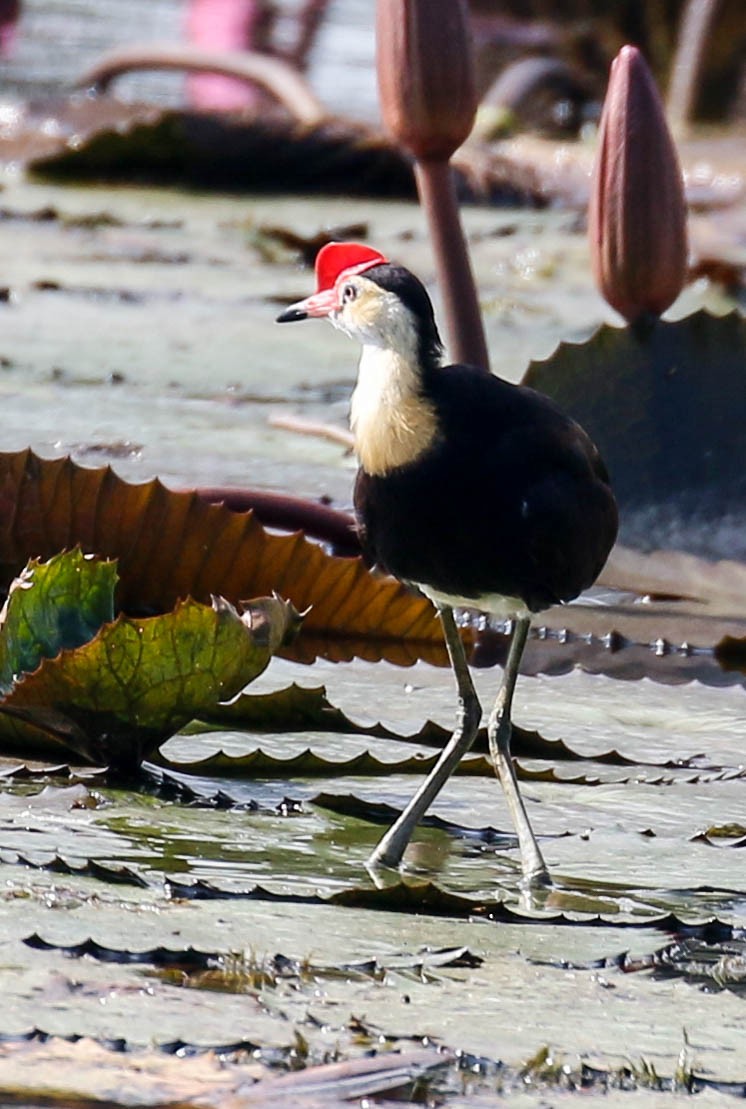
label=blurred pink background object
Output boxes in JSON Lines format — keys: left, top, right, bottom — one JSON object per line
{"left": 0, "top": 0, "right": 20, "bottom": 57}
{"left": 185, "top": 0, "right": 260, "bottom": 109}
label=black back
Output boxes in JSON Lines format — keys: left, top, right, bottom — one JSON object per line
{"left": 354, "top": 364, "right": 618, "bottom": 613}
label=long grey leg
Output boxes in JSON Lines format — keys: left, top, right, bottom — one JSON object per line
{"left": 367, "top": 606, "right": 482, "bottom": 870}
{"left": 488, "top": 615, "right": 551, "bottom": 886}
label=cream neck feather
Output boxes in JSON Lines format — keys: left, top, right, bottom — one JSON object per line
{"left": 350, "top": 343, "right": 439, "bottom": 476}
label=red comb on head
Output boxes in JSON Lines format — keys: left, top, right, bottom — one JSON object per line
{"left": 315, "top": 242, "right": 388, "bottom": 292}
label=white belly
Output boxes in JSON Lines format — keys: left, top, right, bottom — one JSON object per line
{"left": 419, "top": 584, "right": 531, "bottom": 620}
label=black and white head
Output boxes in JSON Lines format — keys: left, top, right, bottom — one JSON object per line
{"left": 277, "top": 243, "right": 445, "bottom": 475}
{"left": 277, "top": 242, "right": 442, "bottom": 372}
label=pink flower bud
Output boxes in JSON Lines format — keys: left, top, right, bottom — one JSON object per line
{"left": 185, "top": 0, "right": 260, "bottom": 110}
{"left": 376, "top": 0, "right": 477, "bottom": 161}
{"left": 589, "top": 45, "right": 688, "bottom": 323}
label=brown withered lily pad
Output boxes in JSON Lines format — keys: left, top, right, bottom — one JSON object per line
{"left": 0, "top": 449, "right": 443, "bottom": 666}
{"left": 6, "top": 449, "right": 746, "bottom": 676}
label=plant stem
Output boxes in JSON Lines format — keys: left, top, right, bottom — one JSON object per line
{"left": 414, "top": 158, "right": 490, "bottom": 372}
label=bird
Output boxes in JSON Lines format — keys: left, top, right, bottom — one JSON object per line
{"left": 277, "top": 242, "right": 618, "bottom": 886}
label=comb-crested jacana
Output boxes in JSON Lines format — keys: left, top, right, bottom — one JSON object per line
{"left": 277, "top": 243, "right": 618, "bottom": 885}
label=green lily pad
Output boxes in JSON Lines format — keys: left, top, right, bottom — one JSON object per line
{"left": 0, "top": 551, "right": 298, "bottom": 770}
{"left": 0, "top": 549, "right": 115, "bottom": 695}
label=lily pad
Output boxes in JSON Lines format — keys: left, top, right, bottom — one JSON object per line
{"left": 523, "top": 311, "right": 746, "bottom": 558}
{"left": 0, "top": 449, "right": 443, "bottom": 664}
{"left": 0, "top": 550, "right": 298, "bottom": 769}
{"left": 0, "top": 549, "right": 115, "bottom": 695}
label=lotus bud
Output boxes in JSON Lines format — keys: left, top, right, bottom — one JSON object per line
{"left": 185, "top": 0, "right": 260, "bottom": 110}
{"left": 376, "top": 0, "right": 477, "bottom": 161}
{"left": 589, "top": 45, "right": 688, "bottom": 324}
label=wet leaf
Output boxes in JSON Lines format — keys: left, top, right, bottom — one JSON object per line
{"left": 696, "top": 823, "right": 746, "bottom": 840}
{"left": 311, "top": 791, "right": 520, "bottom": 844}
{"left": 151, "top": 945, "right": 482, "bottom": 991}
{"left": 0, "top": 761, "right": 100, "bottom": 781}
{"left": 0, "top": 1030, "right": 264, "bottom": 1057}
{"left": 0, "top": 782, "right": 91, "bottom": 813}
{"left": 194, "top": 682, "right": 699, "bottom": 769}
{"left": 690, "top": 824, "right": 746, "bottom": 848}
{"left": 195, "top": 682, "right": 355, "bottom": 733}
{"left": 325, "top": 882, "right": 696, "bottom": 929}
{"left": 24, "top": 932, "right": 217, "bottom": 969}
{"left": 1, "top": 852, "right": 148, "bottom": 887}
{"left": 21, "top": 935, "right": 472, "bottom": 980}
{"left": 649, "top": 935, "right": 746, "bottom": 992}
{"left": 0, "top": 596, "right": 292, "bottom": 768}
{"left": 0, "top": 549, "right": 115, "bottom": 695}
{"left": 163, "top": 878, "right": 292, "bottom": 902}
{"left": 560, "top": 930, "right": 746, "bottom": 995}
{"left": 137, "top": 768, "right": 272, "bottom": 810}
{"left": 0, "top": 549, "right": 298, "bottom": 768}
{"left": 0, "top": 449, "right": 442, "bottom": 664}
{"left": 157, "top": 747, "right": 492, "bottom": 780}
{"left": 523, "top": 311, "right": 746, "bottom": 559}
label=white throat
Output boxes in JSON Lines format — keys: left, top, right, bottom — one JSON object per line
{"left": 349, "top": 344, "right": 439, "bottom": 476}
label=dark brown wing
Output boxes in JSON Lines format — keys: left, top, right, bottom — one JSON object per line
{"left": 354, "top": 366, "right": 617, "bottom": 612}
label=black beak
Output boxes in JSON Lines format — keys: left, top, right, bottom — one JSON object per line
{"left": 276, "top": 307, "right": 308, "bottom": 323}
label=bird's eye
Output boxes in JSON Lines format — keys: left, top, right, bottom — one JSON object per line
{"left": 341, "top": 283, "right": 357, "bottom": 303}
